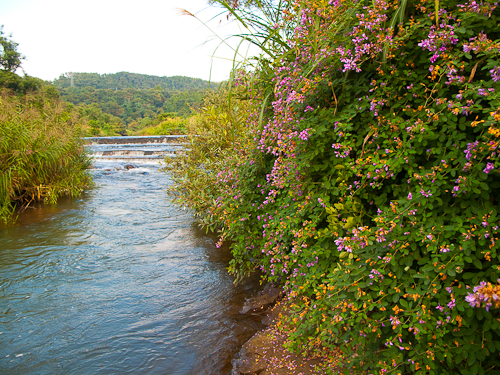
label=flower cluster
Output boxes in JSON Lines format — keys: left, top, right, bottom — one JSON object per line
{"left": 418, "top": 24, "right": 459, "bottom": 64}
{"left": 491, "top": 66, "right": 500, "bottom": 82}
{"left": 465, "top": 280, "right": 500, "bottom": 311}
{"left": 457, "top": 0, "right": 499, "bottom": 16}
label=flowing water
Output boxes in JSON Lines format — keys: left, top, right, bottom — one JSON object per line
{"left": 0, "top": 137, "right": 263, "bottom": 375}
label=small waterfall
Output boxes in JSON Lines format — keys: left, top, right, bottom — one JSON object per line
{"left": 84, "top": 135, "right": 186, "bottom": 161}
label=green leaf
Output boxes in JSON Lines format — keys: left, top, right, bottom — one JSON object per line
{"left": 473, "top": 259, "right": 483, "bottom": 270}
{"left": 479, "top": 182, "right": 489, "bottom": 190}
{"left": 421, "top": 263, "right": 435, "bottom": 272}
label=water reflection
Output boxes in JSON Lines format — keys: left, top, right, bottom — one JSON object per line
{"left": 0, "top": 160, "right": 262, "bottom": 375}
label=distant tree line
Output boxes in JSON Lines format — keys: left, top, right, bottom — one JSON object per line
{"left": 53, "top": 71, "right": 214, "bottom": 91}
{"left": 52, "top": 72, "right": 217, "bottom": 134}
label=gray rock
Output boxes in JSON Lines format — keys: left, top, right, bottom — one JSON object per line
{"left": 231, "top": 330, "right": 271, "bottom": 374}
{"left": 240, "top": 283, "right": 282, "bottom": 314}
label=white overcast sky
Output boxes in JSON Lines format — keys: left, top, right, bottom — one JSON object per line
{"left": 0, "top": 0, "right": 254, "bottom": 82}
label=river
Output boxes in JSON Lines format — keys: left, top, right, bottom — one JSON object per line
{"left": 0, "top": 137, "right": 263, "bottom": 374}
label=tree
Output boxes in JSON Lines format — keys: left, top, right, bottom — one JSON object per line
{"left": 0, "top": 26, "right": 24, "bottom": 72}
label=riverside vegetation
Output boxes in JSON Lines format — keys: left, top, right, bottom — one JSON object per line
{"left": 0, "top": 27, "right": 92, "bottom": 223}
{"left": 165, "top": 0, "right": 500, "bottom": 374}
{"left": 0, "top": 88, "right": 92, "bottom": 223}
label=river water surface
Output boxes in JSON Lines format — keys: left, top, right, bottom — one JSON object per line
{"left": 0, "top": 139, "right": 263, "bottom": 374}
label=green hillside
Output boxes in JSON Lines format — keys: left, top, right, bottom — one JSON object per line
{"left": 50, "top": 72, "right": 217, "bottom": 135}
{"left": 52, "top": 72, "right": 214, "bottom": 91}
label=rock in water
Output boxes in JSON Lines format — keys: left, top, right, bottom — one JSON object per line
{"left": 124, "top": 164, "right": 136, "bottom": 170}
{"left": 240, "top": 283, "right": 282, "bottom": 314}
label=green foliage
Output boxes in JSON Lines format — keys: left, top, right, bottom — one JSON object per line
{"left": 0, "top": 71, "right": 45, "bottom": 93}
{"left": 0, "top": 26, "right": 24, "bottom": 73}
{"left": 135, "top": 113, "right": 193, "bottom": 136}
{"left": 0, "top": 27, "right": 45, "bottom": 95}
{"left": 77, "top": 103, "right": 126, "bottom": 136}
{"left": 0, "top": 89, "right": 92, "bottom": 222}
{"left": 162, "top": 87, "right": 255, "bottom": 226}
{"left": 52, "top": 72, "right": 215, "bottom": 91}
{"left": 0, "top": 26, "right": 48, "bottom": 97}
{"left": 52, "top": 72, "right": 214, "bottom": 134}
{"left": 174, "top": 0, "right": 500, "bottom": 373}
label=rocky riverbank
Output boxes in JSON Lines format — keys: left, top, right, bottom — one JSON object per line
{"left": 232, "top": 286, "right": 332, "bottom": 375}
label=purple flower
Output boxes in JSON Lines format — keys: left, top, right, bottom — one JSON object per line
{"left": 447, "top": 298, "right": 456, "bottom": 309}
{"left": 465, "top": 294, "right": 479, "bottom": 307}
{"left": 484, "top": 162, "right": 495, "bottom": 174}
{"left": 490, "top": 66, "right": 500, "bottom": 82}
{"left": 420, "top": 189, "right": 432, "bottom": 197}
{"left": 390, "top": 316, "right": 401, "bottom": 327}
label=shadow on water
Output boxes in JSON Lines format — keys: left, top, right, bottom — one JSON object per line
{"left": 0, "top": 160, "right": 264, "bottom": 375}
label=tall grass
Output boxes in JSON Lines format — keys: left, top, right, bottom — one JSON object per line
{"left": 179, "top": 0, "right": 292, "bottom": 129}
{"left": 0, "top": 89, "right": 92, "bottom": 222}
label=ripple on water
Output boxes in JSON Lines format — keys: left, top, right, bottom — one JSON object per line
{"left": 0, "top": 159, "right": 263, "bottom": 375}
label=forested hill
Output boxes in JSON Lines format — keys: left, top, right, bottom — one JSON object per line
{"left": 49, "top": 72, "right": 217, "bottom": 135}
{"left": 52, "top": 72, "right": 214, "bottom": 91}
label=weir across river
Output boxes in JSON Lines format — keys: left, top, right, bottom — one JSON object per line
{"left": 83, "top": 135, "right": 186, "bottom": 161}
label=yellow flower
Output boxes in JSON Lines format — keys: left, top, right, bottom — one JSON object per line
{"left": 488, "top": 127, "right": 500, "bottom": 137}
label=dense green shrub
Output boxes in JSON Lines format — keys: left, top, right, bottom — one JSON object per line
{"left": 0, "top": 89, "right": 92, "bottom": 222}
{"left": 134, "top": 113, "right": 193, "bottom": 136}
{"left": 173, "top": 0, "right": 500, "bottom": 373}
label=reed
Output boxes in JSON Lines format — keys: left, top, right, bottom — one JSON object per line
{"left": 0, "top": 89, "right": 92, "bottom": 222}
{"left": 178, "top": 1, "right": 292, "bottom": 129}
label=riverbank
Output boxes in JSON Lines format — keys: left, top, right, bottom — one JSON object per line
{"left": 232, "top": 287, "right": 340, "bottom": 375}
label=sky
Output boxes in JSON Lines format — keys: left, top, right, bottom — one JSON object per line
{"left": 0, "top": 0, "right": 253, "bottom": 82}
